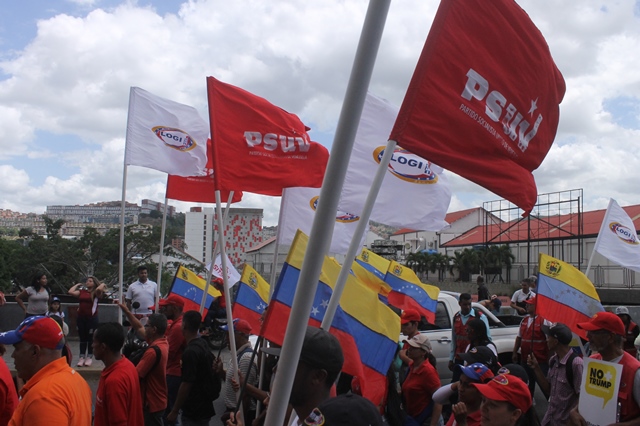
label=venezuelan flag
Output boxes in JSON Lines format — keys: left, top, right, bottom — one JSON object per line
{"left": 383, "top": 261, "right": 439, "bottom": 323}
{"left": 169, "top": 265, "right": 222, "bottom": 315}
{"left": 262, "top": 231, "right": 400, "bottom": 407}
{"left": 356, "top": 248, "right": 390, "bottom": 281}
{"left": 536, "top": 253, "right": 604, "bottom": 337}
{"left": 233, "top": 264, "right": 270, "bottom": 334}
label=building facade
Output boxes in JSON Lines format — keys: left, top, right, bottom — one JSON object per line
{"left": 184, "top": 207, "right": 263, "bottom": 266}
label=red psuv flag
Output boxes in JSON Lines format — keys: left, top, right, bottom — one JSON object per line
{"left": 206, "top": 77, "right": 330, "bottom": 196}
{"left": 166, "top": 139, "right": 243, "bottom": 203}
{"left": 389, "top": 0, "right": 565, "bottom": 215}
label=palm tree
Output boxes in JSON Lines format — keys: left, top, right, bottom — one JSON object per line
{"left": 450, "top": 248, "right": 480, "bottom": 282}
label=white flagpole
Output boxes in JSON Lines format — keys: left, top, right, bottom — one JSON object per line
{"left": 321, "top": 139, "right": 395, "bottom": 328}
{"left": 214, "top": 189, "right": 243, "bottom": 419}
{"left": 156, "top": 191, "right": 169, "bottom": 307}
{"left": 264, "top": 1, "right": 391, "bottom": 424}
{"left": 269, "top": 195, "right": 287, "bottom": 296}
{"left": 200, "top": 191, "right": 235, "bottom": 314}
{"left": 118, "top": 164, "right": 128, "bottom": 325}
{"left": 585, "top": 198, "right": 614, "bottom": 278}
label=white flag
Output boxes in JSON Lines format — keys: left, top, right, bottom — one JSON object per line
{"left": 338, "top": 93, "right": 451, "bottom": 231}
{"left": 594, "top": 199, "right": 640, "bottom": 273}
{"left": 278, "top": 187, "right": 363, "bottom": 255}
{"left": 125, "top": 87, "right": 208, "bottom": 177}
{"left": 206, "top": 253, "right": 242, "bottom": 286}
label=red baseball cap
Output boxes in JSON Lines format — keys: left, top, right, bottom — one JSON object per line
{"left": 577, "top": 311, "right": 625, "bottom": 336}
{"left": 401, "top": 309, "right": 421, "bottom": 324}
{"left": 158, "top": 294, "right": 185, "bottom": 308}
{"left": 524, "top": 295, "right": 537, "bottom": 305}
{"left": 221, "top": 318, "right": 253, "bottom": 335}
{"left": 472, "top": 374, "right": 532, "bottom": 413}
{"left": 0, "top": 316, "right": 64, "bottom": 350}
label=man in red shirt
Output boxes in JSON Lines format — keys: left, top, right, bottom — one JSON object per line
{"left": 159, "top": 295, "right": 186, "bottom": 421}
{"left": 118, "top": 303, "right": 169, "bottom": 426}
{"left": 93, "top": 322, "right": 144, "bottom": 426}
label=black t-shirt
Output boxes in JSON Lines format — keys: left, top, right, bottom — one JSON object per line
{"left": 181, "top": 337, "right": 218, "bottom": 420}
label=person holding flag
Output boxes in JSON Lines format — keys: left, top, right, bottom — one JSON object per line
{"left": 512, "top": 296, "right": 551, "bottom": 397}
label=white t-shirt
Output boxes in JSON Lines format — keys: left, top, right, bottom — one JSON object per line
{"left": 511, "top": 289, "right": 535, "bottom": 304}
{"left": 126, "top": 280, "right": 158, "bottom": 314}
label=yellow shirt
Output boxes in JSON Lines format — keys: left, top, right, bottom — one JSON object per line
{"left": 10, "top": 357, "right": 92, "bottom": 426}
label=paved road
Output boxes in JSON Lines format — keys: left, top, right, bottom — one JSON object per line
{"left": 3, "top": 341, "right": 547, "bottom": 425}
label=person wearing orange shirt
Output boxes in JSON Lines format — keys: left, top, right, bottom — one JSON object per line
{"left": 0, "top": 316, "right": 91, "bottom": 426}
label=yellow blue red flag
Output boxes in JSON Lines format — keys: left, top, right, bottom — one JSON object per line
{"left": 262, "top": 231, "right": 400, "bottom": 407}
{"left": 384, "top": 260, "right": 439, "bottom": 323}
{"left": 233, "top": 264, "right": 270, "bottom": 333}
{"left": 536, "top": 253, "right": 604, "bottom": 337}
{"left": 169, "top": 265, "right": 222, "bottom": 315}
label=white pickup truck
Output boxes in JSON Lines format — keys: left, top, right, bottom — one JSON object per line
{"left": 405, "top": 291, "right": 522, "bottom": 381}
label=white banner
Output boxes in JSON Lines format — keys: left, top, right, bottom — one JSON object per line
{"left": 125, "top": 87, "right": 208, "bottom": 177}
{"left": 594, "top": 199, "right": 640, "bottom": 273}
{"left": 277, "top": 187, "right": 363, "bottom": 255}
{"left": 578, "top": 357, "right": 622, "bottom": 425}
{"left": 337, "top": 93, "right": 451, "bottom": 231}
{"left": 206, "top": 253, "right": 241, "bottom": 286}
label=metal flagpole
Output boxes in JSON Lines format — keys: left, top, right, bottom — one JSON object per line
{"left": 214, "top": 189, "right": 243, "bottom": 421}
{"left": 585, "top": 198, "right": 612, "bottom": 278}
{"left": 156, "top": 191, "right": 169, "bottom": 307}
{"left": 321, "top": 139, "right": 396, "bottom": 329}
{"left": 264, "top": 1, "right": 391, "bottom": 424}
{"left": 200, "top": 191, "right": 235, "bottom": 314}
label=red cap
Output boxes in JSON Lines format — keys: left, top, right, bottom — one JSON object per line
{"left": 401, "top": 309, "right": 421, "bottom": 324}
{"left": 472, "top": 374, "right": 532, "bottom": 413}
{"left": 0, "top": 316, "right": 64, "bottom": 350}
{"left": 524, "top": 295, "right": 537, "bottom": 305}
{"left": 577, "top": 311, "right": 625, "bottom": 336}
{"left": 158, "top": 294, "right": 185, "bottom": 308}
{"left": 222, "top": 318, "right": 253, "bottom": 335}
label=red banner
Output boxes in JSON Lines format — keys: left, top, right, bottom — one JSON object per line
{"left": 166, "top": 139, "right": 243, "bottom": 203}
{"left": 207, "top": 77, "right": 329, "bottom": 196}
{"left": 389, "top": 0, "right": 565, "bottom": 214}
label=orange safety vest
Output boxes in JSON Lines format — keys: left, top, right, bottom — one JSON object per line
{"left": 453, "top": 309, "right": 484, "bottom": 357}
{"left": 592, "top": 352, "right": 640, "bottom": 421}
{"left": 518, "top": 315, "right": 548, "bottom": 363}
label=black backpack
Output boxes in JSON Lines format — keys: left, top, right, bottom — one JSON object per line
{"left": 550, "top": 351, "right": 579, "bottom": 392}
{"left": 128, "top": 345, "right": 161, "bottom": 369}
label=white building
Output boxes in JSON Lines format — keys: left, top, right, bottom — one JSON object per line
{"left": 184, "top": 207, "right": 263, "bottom": 266}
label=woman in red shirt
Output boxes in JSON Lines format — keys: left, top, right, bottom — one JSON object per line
{"left": 68, "top": 276, "right": 106, "bottom": 367}
{"left": 401, "top": 334, "right": 442, "bottom": 426}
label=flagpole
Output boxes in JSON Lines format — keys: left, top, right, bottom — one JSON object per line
{"left": 264, "top": 1, "right": 390, "bottom": 424}
{"left": 321, "top": 139, "right": 395, "bottom": 328}
{"left": 156, "top": 191, "right": 169, "bottom": 307}
{"left": 585, "top": 198, "right": 613, "bottom": 278}
{"left": 214, "top": 189, "right": 243, "bottom": 419}
{"left": 200, "top": 190, "right": 235, "bottom": 314}
{"left": 269, "top": 194, "right": 287, "bottom": 295}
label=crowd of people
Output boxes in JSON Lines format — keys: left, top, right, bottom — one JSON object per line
{"left": 2, "top": 270, "right": 640, "bottom": 426}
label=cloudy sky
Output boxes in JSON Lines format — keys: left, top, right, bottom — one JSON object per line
{"left": 1, "top": 0, "right": 639, "bottom": 226}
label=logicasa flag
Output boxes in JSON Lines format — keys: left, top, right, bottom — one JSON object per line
{"left": 168, "top": 265, "right": 222, "bottom": 316}
{"left": 166, "top": 139, "right": 243, "bottom": 203}
{"left": 384, "top": 261, "right": 439, "bottom": 324}
{"left": 206, "top": 77, "right": 330, "bottom": 196}
{"left": 233, "top": 264, "right": 270, "bottom": 334}
{"left": 262, "top": 231, "right": 400, "bottom": 407}
{"left": 536, "top": 253, "right": 604, "bottom": 338}
{"left": 389, "top": 0, "right": 565, "bottom": 215}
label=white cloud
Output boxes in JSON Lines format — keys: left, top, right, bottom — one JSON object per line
{"left": 0, "top": 0, "right": 639, "bottom": 227}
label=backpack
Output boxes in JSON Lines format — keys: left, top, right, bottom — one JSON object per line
{"left": 193, "top": 338, "right": 221, "bottom": 403}
{"left": 128, "top": 345, "right": 161, "bottom": 369}
{"left": 550, "top": 351, "right": 579, "bottom": 391}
